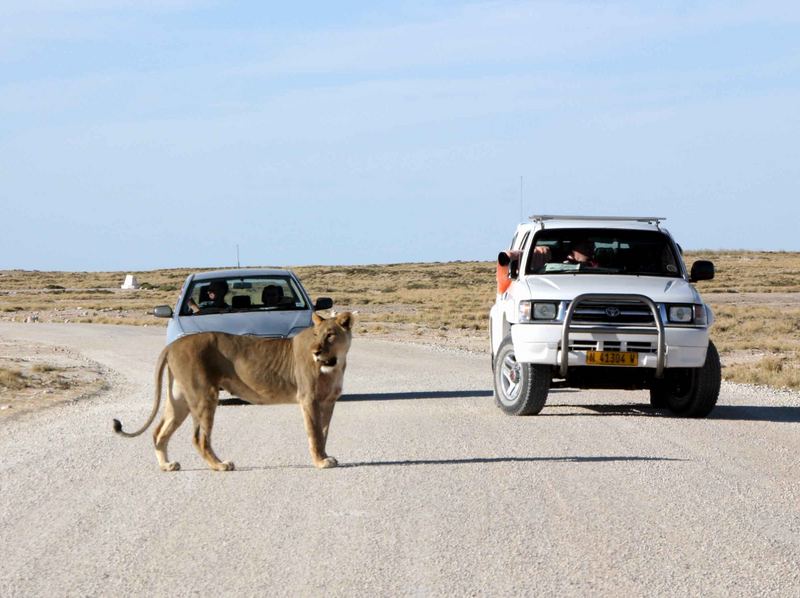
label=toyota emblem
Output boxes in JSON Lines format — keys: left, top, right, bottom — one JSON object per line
{"left": 605, "top": 306, "right": 620, "bottom": 318}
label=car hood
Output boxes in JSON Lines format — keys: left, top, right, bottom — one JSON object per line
{"left": 524, "top": 275, "right": 702, "bottom": 303}
{"left": 176, "top": 310, "right": 312, "bottom": 338}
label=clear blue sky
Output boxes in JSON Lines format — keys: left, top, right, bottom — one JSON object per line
{"left": 1, "top": 1, "right": 799, "bottom": 270}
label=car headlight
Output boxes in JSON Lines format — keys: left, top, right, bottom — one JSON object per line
{"left": 519, "top": 301, "right": 558, "bottom": 322}
{"left": 667, "top": 304, "right": 707, "bottom": 325}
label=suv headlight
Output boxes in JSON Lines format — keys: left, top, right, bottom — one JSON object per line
{"left": 519, "top": 301, "right": 558, "bottom": 322}
{"left": 668, "top": 305, "right": 693, "bottom": 323}
{"left": 666, "top": 304, "right": 707, "bottom": 325}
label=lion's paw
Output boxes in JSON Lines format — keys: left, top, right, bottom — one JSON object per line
{"left": 316, "top": 456, "right": 338, "bottom": 469}
{"left": 160, "top": 462, "right": 181, "bottom": 472}
{"left": 217, "top": 461, "right": 235, "bottom": 471}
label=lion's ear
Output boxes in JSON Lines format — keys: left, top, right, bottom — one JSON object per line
{"left": 312, "top": 313, "right": 325, "bottom": 327}
{"left": 335, "top": 311, "right": 354, "bottom": 330}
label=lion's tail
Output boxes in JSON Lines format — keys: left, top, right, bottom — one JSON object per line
{"left": 112, "top": 346, "right": 169, "bottom": 438}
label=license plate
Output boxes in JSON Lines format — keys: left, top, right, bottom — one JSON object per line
{"left": 585, "top": 350, "right": 638, "bottom": 366}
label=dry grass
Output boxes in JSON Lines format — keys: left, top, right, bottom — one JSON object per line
{"left": 711, "top": 305, "right": 800, "bottom": 353}
{"left": 0, "top": 367, "right": 27, "bottom": 390}
{"left": 294, "top": 261, "right": 494, "bottom": 334}
{"left": 689, "top": 251, "right": 800, "bottom": 293}
{"left": 0, "top": 363, "right": 74, "bottom": 392}
{"left": 1, "top": 250, "right": 799, "bottom": 389}
{"left": 724, "top": 355, "right": 800, "bottom": 389}
{"left": 32, "top": 363, "right": 62, "bottom": 373}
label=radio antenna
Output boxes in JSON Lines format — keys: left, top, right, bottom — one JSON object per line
{"left": 520, "top": 175, "right": 523, "bottom": 222}
{"left": 236, "top": 244, "right": 240, "bottom": 268}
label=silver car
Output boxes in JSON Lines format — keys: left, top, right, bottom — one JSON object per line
{"left": 153, "top": 268, "right": 333, "bottom": 345}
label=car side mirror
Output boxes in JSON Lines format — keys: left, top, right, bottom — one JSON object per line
{"left": 314, "top": 297, "right": 333, "bottom": 311}
{"left": 153, "top": 305, "right": 173, "bottom": 318}
{"left": 690, "top": 260, "right": 715, "bottom": 282}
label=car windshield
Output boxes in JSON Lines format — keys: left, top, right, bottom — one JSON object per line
{"left": 180, "top": 275, "right": 308, "bottom": 315}
{"left": 525, "top": 228, "right": 682, "bottom": 277}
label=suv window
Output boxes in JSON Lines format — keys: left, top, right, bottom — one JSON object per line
{"left": 525, "top": 228, "right": 681, "bottom": 277}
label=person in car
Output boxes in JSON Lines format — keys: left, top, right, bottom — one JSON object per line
{"left": 261, "top": 284, "right": 284, "bottom": 307}
{"left": 188, "top": 280, "right": 230, "bottom": 313}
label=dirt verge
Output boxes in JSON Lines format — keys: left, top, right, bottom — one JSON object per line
{"left": 0, "top": 339, "right": 108, "bottom": 419}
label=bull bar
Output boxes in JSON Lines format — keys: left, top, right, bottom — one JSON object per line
{"left": 559, "top": 293, "right": 666, "bottom": 379}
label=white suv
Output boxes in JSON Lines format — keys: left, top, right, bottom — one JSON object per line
{"left": 489, "top": 215, "right": 720, "bottom": 417}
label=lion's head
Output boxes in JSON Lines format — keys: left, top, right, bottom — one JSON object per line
{"left": 310, "top": 312, "right": 354, "bottom": 374}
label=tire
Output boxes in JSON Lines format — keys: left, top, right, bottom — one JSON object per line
{"left": 651, "top": 341, "right": 721, "bottom": 418}
{"left": 649, "top": 388, "right": 668, "bottom": 408}
{"left": 493, "top": 337, "right": 550, "bottom": 415}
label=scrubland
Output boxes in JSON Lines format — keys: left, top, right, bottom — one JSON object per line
{"left": 1, "top": 251, "right": 798, "bottom": 389}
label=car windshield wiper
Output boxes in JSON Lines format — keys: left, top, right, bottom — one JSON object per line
{"left": 622, "top": 271, "right": 679, "bottom": 277}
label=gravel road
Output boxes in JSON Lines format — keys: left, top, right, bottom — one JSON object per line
{"left": 1, "top": 323, "right": 798, "bottom": 597}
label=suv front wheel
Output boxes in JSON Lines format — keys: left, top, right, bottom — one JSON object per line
{"left": 493, "top": 337, "right": 550, "bottom": 415}
{"left": 650, "top": 341, "right": 721, "bottom": 418}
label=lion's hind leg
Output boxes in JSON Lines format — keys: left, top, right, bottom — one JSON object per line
{"left": 153, "top": 373, "right": 190, "bottom": 472}
{"left": 187, "top": 385, "right": 234, "bottom": 472}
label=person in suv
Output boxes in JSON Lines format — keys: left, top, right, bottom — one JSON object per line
{"left": 563, "top": 240, "right": 598, "bottom": 266}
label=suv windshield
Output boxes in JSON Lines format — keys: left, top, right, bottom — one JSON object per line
{"left": 525, "top": 228, "right": 682, "bottom": 277}
{"left": 181, "top": 275, "right": 308, "bottom": 315}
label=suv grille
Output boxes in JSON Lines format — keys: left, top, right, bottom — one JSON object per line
{"left": 569, "top": 339, "right": 656, "bottom": 353}
{"left": 570, "top": 301, "right": 656, "bottom": 325}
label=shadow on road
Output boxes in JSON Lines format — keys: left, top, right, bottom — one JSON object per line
{"left": 218, "top": 398, "right": 253, "bottom": 406}
{"left": 340, "top": 390, "right": 492, "bottom": 401}
{"left": 220, "top": 395, "right": 800, "bottom": 424}
{"left": 545, "top": 403, "right": 800, "bottom": 422}
{"left": 709, "top": 405, "right": 800, "bottom": 423}
{"left": 179, "top": 454, "right": 684, "bottom": 472}
{"left": 543, "top": 404, "right": 667, "bottom": 417}
{"left": 341, "top": 455, "right": 686, "bottom": 468}
{"left": 219, "top": 390, "right": 496, "bottom": 405}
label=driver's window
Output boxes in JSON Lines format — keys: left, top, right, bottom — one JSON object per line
{"left": 181, "top": 282, "right": 231, "bottom": 315}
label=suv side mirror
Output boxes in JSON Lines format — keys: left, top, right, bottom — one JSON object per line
{"left": 153, "top": 305, "right": 174, "bottom": 318}
{"left": 690, "top": 260, "right": 715, "bottom": 282}
{"left": 314, "top": 297, "right": 333, "bottom": 311}
{"left": 498, "top": 250, "right": 522, "bottom": 279}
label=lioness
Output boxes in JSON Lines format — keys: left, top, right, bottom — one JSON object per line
{"left": 113, "top": 312, "right": 353, "bottom": 471}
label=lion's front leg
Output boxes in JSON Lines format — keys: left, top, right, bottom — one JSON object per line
{"left": 320, "top": 400, "right": 336, "bottom": 444}
{"left": 299, "top": 400, "right": 337, "bottom": 469}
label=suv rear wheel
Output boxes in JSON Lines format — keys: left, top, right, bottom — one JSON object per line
{"left": 650, "top": 341, "right": 721, "bottom": 418}
{"left": 493, "top": 337, "right": 550, "bottom": 415}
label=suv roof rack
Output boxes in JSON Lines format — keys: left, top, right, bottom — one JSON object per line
{"left": 529, "top": 214, "right": 666, "bottom": 224}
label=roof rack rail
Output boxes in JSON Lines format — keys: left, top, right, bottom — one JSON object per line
{"left": 529, "top": 215, "right": 666, "bottom": 224}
